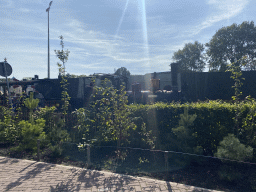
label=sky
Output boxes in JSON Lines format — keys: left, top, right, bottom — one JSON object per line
{"left": 0, "top": 0, "right": 256, "bottom": 80}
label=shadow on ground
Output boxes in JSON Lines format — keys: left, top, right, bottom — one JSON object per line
{"left": 49, "top": 169, "right": 138, "bottom": 192}
{"left": 0, "top": 157, "right": 55, "bottom": 191}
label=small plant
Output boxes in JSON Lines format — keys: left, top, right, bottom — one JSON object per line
{"left": 215, "top": 133, "right": 253, "bottom": 161}
{"left": 172, "top": 107, "right": 197, "bottom": 152}
{"left": 215, "top": 133, "right": 253, "bottom": 182}
{"left": 0, "top": 106, "right": 18, "bottom": 144}
{"left": 11, "top": 92, "right": 46, "bottom": 153}
{"left": 24, "top": 92, "right": 39, "bottom": 121}
{"left": 226, "top": 59, "right": 245, "bottom": 137}
{"left": 17, "top": 118, "right": 46, "bottom": 153}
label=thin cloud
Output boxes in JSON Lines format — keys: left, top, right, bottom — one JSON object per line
{"left": 191, "top": 0, "right": 249, "bottom": 35}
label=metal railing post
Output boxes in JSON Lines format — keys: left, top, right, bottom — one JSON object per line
{"left": 87, "top": 144, "right": 91, "bottom": 166}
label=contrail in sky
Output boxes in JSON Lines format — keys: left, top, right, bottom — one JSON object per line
{"left": 115, "top": 0, "right": 130, "bottom": 39}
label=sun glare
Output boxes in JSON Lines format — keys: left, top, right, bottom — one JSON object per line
{"left": 140, "top": 0, "right": 149, "bottom": 68}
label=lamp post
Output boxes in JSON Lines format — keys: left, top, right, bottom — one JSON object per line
{"left": 46, "top": 1, "right": 53, "bottom": 79}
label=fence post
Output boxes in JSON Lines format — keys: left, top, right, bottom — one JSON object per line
{"left": 87, "top": 144, "right": 91, "bottom": 166}
{"left": 37, "top": 139, "right": 40, "bottom": 162}
{"left": 164, "top": 152, "right": 169, "bottom": 172}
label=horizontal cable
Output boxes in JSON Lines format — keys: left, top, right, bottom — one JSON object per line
{"left": 35, "top": 140, "right": 256, "bottom": 165}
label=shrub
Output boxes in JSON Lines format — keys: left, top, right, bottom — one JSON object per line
{"left": 215, "top": 133, "right": 253, "bottom": 162}
{"left": 17, "top": 118, "right": 46, "bottom": 153}
{"left": 0, "top": 106, "right": 20, "bottom": 144}
{"left": 215, "top": 133, "right": 253, "bottom": 182}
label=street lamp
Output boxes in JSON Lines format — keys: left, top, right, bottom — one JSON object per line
{"left": 46, "top": 1, "right": 53, "bottom": 79}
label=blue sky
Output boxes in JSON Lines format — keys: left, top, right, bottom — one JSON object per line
{"left": 1, "top": 0, "right": 255, "bottom": 80}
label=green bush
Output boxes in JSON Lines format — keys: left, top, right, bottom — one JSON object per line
{"left": 35, "top": 106, "right": 70, "bottom": 145}
{"left": 215, "top": 133, "right": 253, "bottom": 161}
{"left": 17, "top": 118, "right": 46, "bottom": 152}
{"left": 0, "top": 106, "right": 20, "bottom": 144}
{"left": 81, "top": 79, "right": 136, "bottom": 147}
{"left": 215, "top": 133, "right": 253, "bottom": 182}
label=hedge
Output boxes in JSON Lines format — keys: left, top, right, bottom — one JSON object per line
{"left": 128, "top": 100, "right": 255, "bottom": 157}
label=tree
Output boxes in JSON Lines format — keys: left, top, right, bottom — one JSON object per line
{"left": 66, "top": 74, "right": 87, "bottom": 78}
{"left": 172, "top": 107, "right": 198, "bottom": 152}
{"left": 54, "top": 36, "right": 70, "bottom": 121}
{"left": 114, "top": 67, "right": 131, "bottom": 78}
{"left": 114, "top": 67, "right": 131, "bottom": 90}
{"left": 54, "top": 36, "right": 70, "bottom": 75}
{"left": 81, "top": 79, "right": 136, "bottom": 148}
{"left": 206, "top": 21, "right": 256, "bottom": 71}
{"left": 24, "top": 92, "right": 39, "bottom": 121}
{"left": 172, "top": 41, "right": 205, "bottom": 72}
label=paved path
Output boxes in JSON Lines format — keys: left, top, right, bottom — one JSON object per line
{"left": 0, "top": 156, "right": 223, "bottom": 192}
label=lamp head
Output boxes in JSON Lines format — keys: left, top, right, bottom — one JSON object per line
{"left": 46, "top": 1, "right": 52, "bottom": 12}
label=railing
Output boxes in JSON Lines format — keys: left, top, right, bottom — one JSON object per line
{"left": 34, "top": 140, "right": 256, "bottom": 191}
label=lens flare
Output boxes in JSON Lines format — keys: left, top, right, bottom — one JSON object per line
{"left": 140, "top": 0, "right": 149, "bottom": 68}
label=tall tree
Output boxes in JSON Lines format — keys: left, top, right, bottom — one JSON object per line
{"left": 172, "top": 41, "right": 205, "bottom": 72}
{"left": 114, "top": 67, "right": 130, "bottom": 90}
{"left": 114, "top": 67, "right": 131, "bottom": 78}
{"left": 206, "top": 21, "right": 256, "bottom": 71}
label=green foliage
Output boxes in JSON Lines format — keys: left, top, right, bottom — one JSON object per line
{"left": 17, "top": 118, "right": 46, "bottom": 152}
{"left": 128, "top": 101, "right": 236, "bottom": 155}
{"left": 66, "top": 73, "right": 87, "bottom": 78}
{"left": 82, "top": 79, "right": 136, "bottom": 147}
{"left": 0, "top": 106, "right": 19, "bottom": 144}
{"left": 206, "top": 21, "right": 256, "bottom": 71}
{"left": 225, "top": 60, "right": 245, "bottom": 137}
{"left": 215, "top": 133, "right": 253, "bottom": 161}
{"left": 54, "top": 35, "right": 70, "bottom": 75}
{"left": 35, "top": 106, "right": 70, "bottom": 145}
{"left": 130, "top": 117, "right": 156, "bottom": 149}
{"left": 114, "top": 67, "right": 131, "bottom": 90}
{"left": 24, "top": 92, "right": 39, "bottom": 121}
{"left": 114, "top": 67, "right": 131, "bottom": 78}
{"left": 24, "top": 92, "right": 39, "bottom": 110}
{"left": 226, "top": 59, "right": 245, "bottom": 102}
{"left": 55, "top": 35, "right": 71, "bottom": 120}
{"left": 241, "top": 99, "right": 256, "bottom": 149}
{"left": 172, "top": 41, "right": 205, "bottom": 72}
{"left": 59, "top": 75, "right": 70, "bottom": 118}
{"left": 215, "top": 133, "right": 253, "bottom": 182}
{"left": 170, "top": 107, "right": 204, "bottom": 166}
{"left": 172, "top": 107, "right": 197, "bottom": 152}
{"left": 72, "top": 108, "right": 89, "bottom": 143}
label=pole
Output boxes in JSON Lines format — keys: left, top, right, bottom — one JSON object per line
{"left": 37, "top": 139, "right": 40, "bottom": 161}
{"left": 3, "top": 58, "right": 12, "bottom": 108}
{"left": 87, "top": 144, "right": 91, "bottom": 166}
{"left": 48, "top": 10, "right": 50, "bottom": 79}
{"left": 46, "top": 1, "right": 52, "bottom": 79}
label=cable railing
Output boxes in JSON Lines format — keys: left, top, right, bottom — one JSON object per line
{"left": 1, "top": 138, "right": 256, "bottom": 191}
